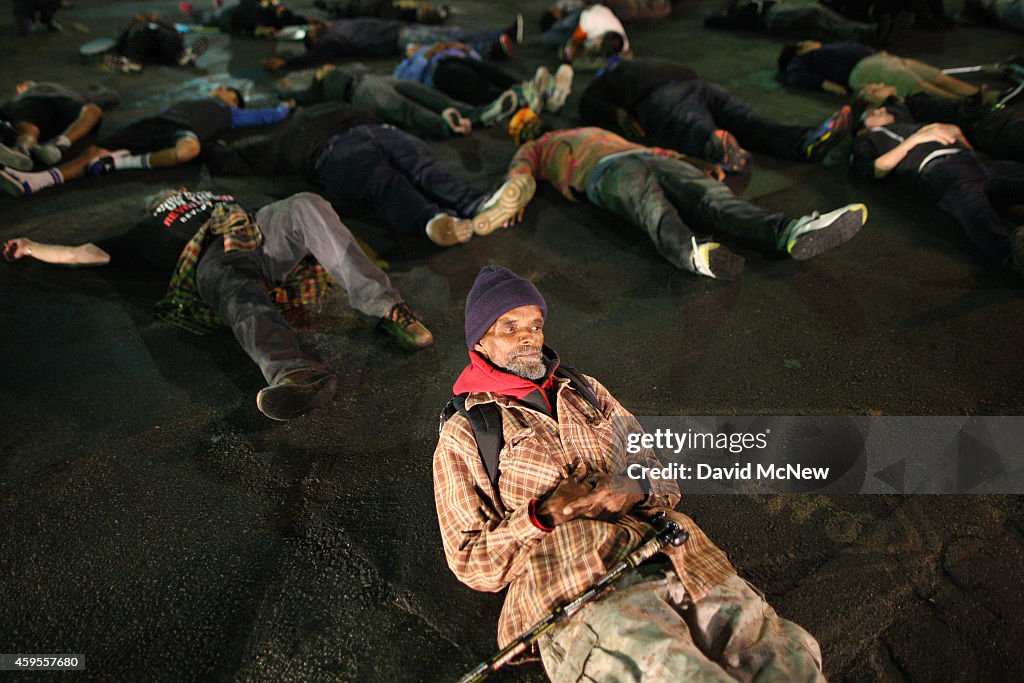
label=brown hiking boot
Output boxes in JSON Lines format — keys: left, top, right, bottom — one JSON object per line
{"left": 380, "top": 302, "right": 433, "bottom": 350}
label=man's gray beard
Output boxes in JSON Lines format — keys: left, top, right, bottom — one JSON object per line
{"left": 503, "top": 355, "right": 547, "bottom": 381}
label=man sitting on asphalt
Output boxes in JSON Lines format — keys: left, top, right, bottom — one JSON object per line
{"left": 485, "top": 109, "right": 867, "bottom": 280}
{"left": 433, "top": 265, "right": 827, "bottom": 683}
{"left": 851, "top": 106, "right": 1024, "bottom": 277}
{"left": 579, "top": 55, "right": 852, "bottom": 174}
{"left": 0, "top": 81, "right": 105, "bottom": 170}
{"left": 205, "top": 102, "right": 527, "bottom": 246}
{"left": 0, "top": 86, "right": 292, "bottom": 198}
{"left": 3, "top": 189, "right": 433, "bottom": 420}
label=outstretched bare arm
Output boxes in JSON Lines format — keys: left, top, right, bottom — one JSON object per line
{"left": 3, "top": 238, "right": 110, "bottom": 266}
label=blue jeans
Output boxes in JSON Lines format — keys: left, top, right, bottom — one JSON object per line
{"left": 195, "top": 193, "right": 401, "bottom": 384}
{"left": 920, "top": 153, "right": 1024, "bottom": 267}
{"left": 541, "top": 10, "right": 582, "bottom": 47}
{"left": 588, "top": 154, "right": 791, "bottom": 268}
{"left": 315, "top": 124, "right": 486, "bottom": 235}
{"left": 635, "top": 80, "right": 810, "bottom": 163}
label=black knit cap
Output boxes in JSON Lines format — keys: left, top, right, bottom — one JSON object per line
{"left": 465, "top": 266, "right": 547, "bottom": 348}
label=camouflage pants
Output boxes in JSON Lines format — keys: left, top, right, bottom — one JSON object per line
{"left": 539, "top": 571, "right": 825, "bottom": 683}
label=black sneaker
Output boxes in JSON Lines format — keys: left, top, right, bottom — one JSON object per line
{"left": 88, "top": 155, "right": 117, "bottom": 176}
{"left": 256, "top": 369, "right": 337, "bottom": 421}
{"left": 688, "top": 237, "right": 745, "bottom": 280}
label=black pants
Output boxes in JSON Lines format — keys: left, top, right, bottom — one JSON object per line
{"left": 315, "top": 124, "right": 485, "bottom": 235}
{"left": 432, "top": 57, "right": 519, "bottom": 105}
{"left": 920, "top": 152, "right": 1024, "bottom": 267}
{"left": 635, "top": 80, "right": 810, "bottom": 163}
{"left": 117, "top": 22, "right": 184, "bottom": 64}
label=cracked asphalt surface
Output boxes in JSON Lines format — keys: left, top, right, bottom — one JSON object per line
{"left": 1, "top": 0, "right": 1023, "bottom": 681}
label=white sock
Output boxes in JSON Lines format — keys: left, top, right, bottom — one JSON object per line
{"left": 4, "top": 167, "right": 64, "bottom": 193}
{"left": 112, "top": 152, "right": 150, "bottom": 170}
{"left": 51, "top": 135, "right": 71, "bottom": 150}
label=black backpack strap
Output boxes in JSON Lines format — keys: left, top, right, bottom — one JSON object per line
{"left": 439, "top": 395, "right": 505, "bottom": 494}
{"left": 555, "top": 362, "right": 602, "bottom": 415}
{"left": 468, "top": 402, "right": 504, "bottom": 493}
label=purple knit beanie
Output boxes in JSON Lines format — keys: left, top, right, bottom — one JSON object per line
{"left": 465, "top": 266, "right": 547, "bottom": 348}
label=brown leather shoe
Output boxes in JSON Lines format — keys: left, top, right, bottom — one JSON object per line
{"left": 256, "top": 369, "right": 337, "bottom": 421}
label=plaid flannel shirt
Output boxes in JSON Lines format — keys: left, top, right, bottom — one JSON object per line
{"left": 433, "top": 374, "right": 736, "bottom": 648}
{"left": 153, "top": 201, "right": 334, "bottom": 334}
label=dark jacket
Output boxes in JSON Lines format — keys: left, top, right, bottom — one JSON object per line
{"left": 579, "top": 58, "right": 699, "bottom": 132}
{"left": 206, "top": 102, "right": 381, "bottom": 181}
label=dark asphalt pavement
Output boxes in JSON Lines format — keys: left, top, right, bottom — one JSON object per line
{"left": 1, "top": 0, "right": 1023, "bottom": 681}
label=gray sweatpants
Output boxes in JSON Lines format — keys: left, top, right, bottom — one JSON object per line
{"left": 196, "top": 192, "right": 401, "bottom": 384}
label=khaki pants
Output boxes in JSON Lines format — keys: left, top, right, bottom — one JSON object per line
{"left": 539, "top": 571, "right": 825, "bottom": 683}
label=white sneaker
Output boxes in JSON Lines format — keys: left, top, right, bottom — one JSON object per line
{"left": 527, "top": 66, "right": 552, "bottom": 112}
{"left": 472, "top": 175, "right": 536, "bottom": 236}
{"left": 0, "top": 143, "right": 33, "bottom": 171}
{"left": 425, "top": 213, "right": 473, "bottom": 246}
{"left": 783, "top": 203, "right": 868, "bottom": 260}
{"left": 546, "top": 64, "right": 574, "bottom": 113}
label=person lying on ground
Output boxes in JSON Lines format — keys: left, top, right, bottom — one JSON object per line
{"left": 541, "top": 2, "right": 630, "bottom": 68}
{"left": 261, "top": 16, "right": 522, "bottom": 71}
{"left": 313, "top": 0, "right": 449, "bottom": 24}
{"left": 857, "top": 81, "right": 1024, "bottom": 161}
{"left": 0, "top": 81, "right": 104, "bottom": 170}
{"left": 204, "top": 102, "right": 528, "bottom": 246}
{"left": 2, "top": 189, "right": 433, "bottom": 420}
{"left": 778, "top": 40, "right": 979, "bottom": 98}
{"left": 277, "top": 63, "right": 519, "bottom": 138}
{"left": 704, "top": 0, "right": 887, "bottom": 45}
{"left": 0, "top": 86, "right": 291, "bottom": 198}
{"left": 851, "top": 106, "right": 1024, "bottom": 277}
{"left": 394, "top": 41, "right": 573, "bottom": 114}
{"left": 107, "top": 13, "right": 208, "bottom": 73}
{"left": 579, "top": 55, "right": 852, "bottom": 174}
{"left": 180, "top": 0, "right": 307, "bottom": 36}
{"left": 486, "top": 110, "right": 867, "bottom": 281}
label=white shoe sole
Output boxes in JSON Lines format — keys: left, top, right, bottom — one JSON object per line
{"left": 473, "top": 175, "right": 536, "bottom": 236}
